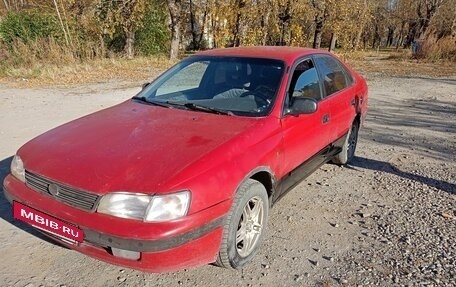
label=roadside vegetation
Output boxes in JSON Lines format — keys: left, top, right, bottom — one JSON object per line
{"left": 0, "top": 0, "right": 455, "bottom": 86}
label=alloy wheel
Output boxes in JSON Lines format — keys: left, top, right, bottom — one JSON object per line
{"left": 236, "top": 196, "right": 264, "bottom": 257}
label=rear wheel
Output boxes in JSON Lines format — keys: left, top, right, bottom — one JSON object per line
{"left": 216, "top": 179, "right": 268, "bottom": 269}
{"left": 333, "top": 120, "right": 359, "bottom": 165}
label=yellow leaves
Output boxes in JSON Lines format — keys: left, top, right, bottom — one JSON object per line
{"left": 289, "top": 23, "right": 306, "bottom": 46}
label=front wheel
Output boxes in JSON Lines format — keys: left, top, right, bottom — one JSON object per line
{"left": 333, "top": 120, "right": 359, "bottom": 165}
{"left": 216, "top": 179, "right": 269, "bottom": 269}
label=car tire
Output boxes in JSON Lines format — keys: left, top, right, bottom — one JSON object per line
{"left": 216, "top": 178, "right": 269, "bottom": 269}
{"left": 333, "top": 120, "right": 359, "bottom": 165}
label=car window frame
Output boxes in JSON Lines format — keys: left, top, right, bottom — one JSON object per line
{"left": 281, "top": 57, "right": 323, "bottom": 117}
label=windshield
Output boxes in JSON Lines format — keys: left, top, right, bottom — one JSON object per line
{"left": 137, "top": 56, "right": 285, "bottom": 117}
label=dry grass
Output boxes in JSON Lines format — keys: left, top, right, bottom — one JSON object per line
{"left": 0, "top": 36, "right": 176, "bottom": 87}
{"left": 340, "top": 49, "right": 456, "bottom": 78}
{"left": 349, "top": 57, "right": 456, "bottom": 78}
{"left": 0, "top": 56, "right": 175, "bottom": 88}
{"left": 420, "top": 35, "right": 456, "bottom": 62}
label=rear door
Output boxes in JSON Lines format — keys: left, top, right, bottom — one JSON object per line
{"left": 314, "top": 55, "right": 357, "bottom": 144}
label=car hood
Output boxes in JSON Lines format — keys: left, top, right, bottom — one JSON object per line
{"left": 19, "top": 100, "right": 259, "bottom": 194}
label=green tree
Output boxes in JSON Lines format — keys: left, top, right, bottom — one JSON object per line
{"left": 136, "top": 1, "right": 170, "bottom": 55}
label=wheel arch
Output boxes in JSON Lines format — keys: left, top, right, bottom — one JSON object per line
{"left": 239, "top": 167, "right": 277, "bottom": 206}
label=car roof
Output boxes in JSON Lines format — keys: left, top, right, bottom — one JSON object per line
{"left": 195, "top": 46, "right": 331, "bottom": 64}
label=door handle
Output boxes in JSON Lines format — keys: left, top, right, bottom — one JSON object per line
{"left": 322, "top": 114, "right": 330, "bottom": 124}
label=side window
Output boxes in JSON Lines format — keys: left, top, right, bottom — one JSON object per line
{"left": 314, "top": 55, "right": 351, "bottom": 97}
{"left": 289, "top": 59, "right": 322, "bottom": 101}
{"left": 343, "top": 66, "right": 355, "bottom": 86}
{"left": 156, "top": 61, "right": 209, "bottom": 96}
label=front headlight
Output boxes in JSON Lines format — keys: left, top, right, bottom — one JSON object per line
{"left": 97, "top": 193, "right": 152, "bottom": 220}
{"left": 145, "top": 191, "right": 190, "bottom": 222}
{"left": 97, "top": 191, "right": 190, "bottom": 222}
{"left": 11, "top": 155, "right": 25, "bottom": 183}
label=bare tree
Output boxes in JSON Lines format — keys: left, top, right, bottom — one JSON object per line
{"left": 403, "top": 0, "right": 444, "bottom": 46}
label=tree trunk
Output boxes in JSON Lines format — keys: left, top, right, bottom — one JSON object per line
{"left": 353, "top": 25, "right": 364, "bottom": 50}
{"left": 452, "top": 18, "right": 456, "bottom": 37}
{"left": 52, "top": 0, "right": 70, "bottom": 46}
{"left": 198, "top": 4, "right": 208, "bottom": 49}
{"left": 262, "top": 8, "right": 270, "bottom": 45}
{"left": 170, "top": 21, "right": 180, "bottom": 59}
{"left": 210, "top": 14, "right": 218, "bottom": 48}
{"left": 396, "top": 21, "right": 406, "bottom": 50}
{"left": 311, "top": 0, "right": 327, "bottom": 49}
{"left": 372, "top": 23, "right": 381, "bottom": 49}
{"left": 329, "top": 33, "right": 337, "bottom": 52}
{"left": 99, "top": 34, "right": 106, "bottom": 58}
{"left": 231, "top": 0, "right": 245, "bottom": 47}
{"left": 167, "top": 0, "right": 182, "bottom": 60}
{"left": 189, "top": 0, "right": 198, "bottom": 50}
{"left": 387, "top": 27, "right": 394, "bottom": 47}
{"left": 279, "top": 22, "right": 285, "bottom": 45}
{"left": 313, "top": 16, "right": 324, "bottom": 49}
{"left": 353, "top": 0, "right": 367, "bottom": 50}
{"left": 59, "top": 0, "right": 74, "bottom": 50}
{"left": 232, "top": 11, "right": 242, "bottom": 47}
{"left": 124, "top": 29, "right": 135, "bottom": 59}
{"left": 405, "top": 19, "right": 419, "bottom": 47}
{"left": 278, "top": 0, "right": 291, "bottom": 46}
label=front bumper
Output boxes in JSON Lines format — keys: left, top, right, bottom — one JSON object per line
{"left": 3, "top": 174, "right": 230, "bottom": 272}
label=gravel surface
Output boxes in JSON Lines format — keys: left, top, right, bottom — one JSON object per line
{"left": 0, "top": 74, "right": 455, "bottom": 287}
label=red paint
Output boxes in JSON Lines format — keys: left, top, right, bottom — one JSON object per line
{"left": 4, "top": 46, "right": 368, "bottom": 272}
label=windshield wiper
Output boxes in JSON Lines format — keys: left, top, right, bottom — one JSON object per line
{"left": 132, "top": 96, "right": 171, "bottom": 108}
{"left": 133, "top": 97, "right": 232, "bottom": 115}
{"left": 167, "top": 101, "right": 233, "bottom": 115}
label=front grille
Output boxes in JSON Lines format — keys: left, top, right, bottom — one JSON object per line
{"left": 25, "top": 170, "right": 100, "bottom": 211}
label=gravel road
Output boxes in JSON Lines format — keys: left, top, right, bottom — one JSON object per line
{"left": 0, "top": 74, "right": 454, "bottom": 287}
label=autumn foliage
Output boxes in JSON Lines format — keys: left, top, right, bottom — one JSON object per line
{"left": 0, "top": 0, "right": 454, "bottom": 68}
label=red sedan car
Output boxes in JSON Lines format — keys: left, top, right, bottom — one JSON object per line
{"left": 3, "top": 47, "right": 368, "bottom": 272}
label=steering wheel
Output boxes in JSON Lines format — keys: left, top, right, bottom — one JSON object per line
{"left": 240, "top": 91, "right": 271, "bottom": 107}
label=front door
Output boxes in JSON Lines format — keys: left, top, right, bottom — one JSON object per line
{"left": 278, "top": 58, "right": 331, "bottom": 199}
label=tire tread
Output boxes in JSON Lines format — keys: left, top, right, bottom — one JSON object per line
{"left": 215, "top": 179, "right": 267, "bottom": 269}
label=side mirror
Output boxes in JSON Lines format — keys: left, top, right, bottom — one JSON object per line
{"left": 142, "top": 82, "right": 150, "bottom": 90}
{"left": 285, "top": 97, "right": 318, "bottom": 116}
